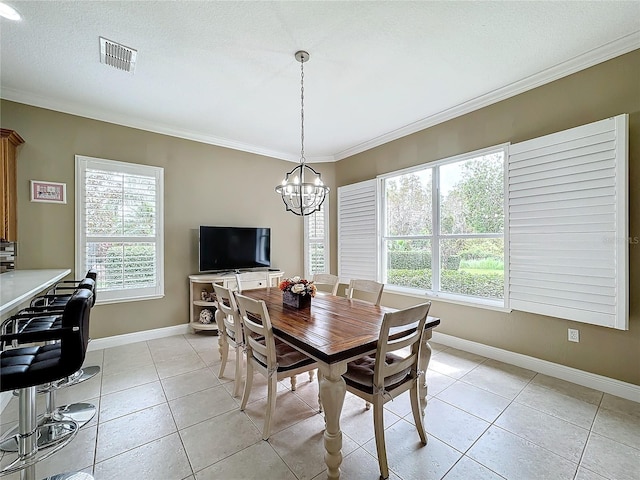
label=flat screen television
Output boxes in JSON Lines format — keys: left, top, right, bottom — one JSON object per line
{"left": 199, "top": 226, "right": 271, "bottom": 273}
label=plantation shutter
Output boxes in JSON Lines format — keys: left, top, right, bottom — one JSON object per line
{"left": 508, "top": 114, "right": 628, "bottom": 329}
{"left": 338, "top": 179, "right": 378, "bottom": 282}
{"left": 75, "top": 155, "right": 164, "bottom": 303}
{"left": 304, "top": 200, "right": 329, "bottom": 277}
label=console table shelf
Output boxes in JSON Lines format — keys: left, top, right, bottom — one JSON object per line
{"left": 188, "top": 271, "right": 284, "bottom": 333}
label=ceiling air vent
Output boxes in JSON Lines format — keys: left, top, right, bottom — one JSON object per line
{"left": 99, "top": 37, "right": 137, "bottom": 73}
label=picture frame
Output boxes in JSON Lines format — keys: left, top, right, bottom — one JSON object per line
{"left": 30, "top": 180, "right": 67, "bottom": 204}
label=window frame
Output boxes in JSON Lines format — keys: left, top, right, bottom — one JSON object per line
{"left": 75, "top": 155, "right": 165, "bottom": 304}
{"left": 379, "top": 143, "right": 509, "bottom": 309}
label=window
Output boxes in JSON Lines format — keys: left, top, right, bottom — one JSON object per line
{"left": 304, "top": 199, "right": 330, "bottom": 278}
{"left": 75, "top": 155, "right": 164, "bottom": 304}
{"left": 381, "top": 145, "right": 507, "bottom": 306}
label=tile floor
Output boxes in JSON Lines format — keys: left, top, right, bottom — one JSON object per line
{"left": 1, "top": 333, "right": 639, "bottom": 480}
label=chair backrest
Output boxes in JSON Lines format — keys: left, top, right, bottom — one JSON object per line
{"left": 234, "top": 271, "right": 270, "bottom": 294}
{"left": 60, "top": 288, "right": 94, "bottom": 369}
{"left": 213, "top": 283, "right": 243, "bottom": 345}
{"left": 312, "top": 273, "right": 339, "bottom": 295}
{"left": 347, "top": 279, "right": 384, "bottom": 306}
{"left": 235, "top": 293, "right": 276, "bottom": 371}
{"left": 374, "top": 302, "right": 431, "bottom": 390}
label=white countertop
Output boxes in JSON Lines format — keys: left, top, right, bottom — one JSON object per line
{"left": 0, "top": 269, "right": 71, "bottom": 317}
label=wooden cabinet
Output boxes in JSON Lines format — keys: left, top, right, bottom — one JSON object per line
{"left": 1, "top": 129, "right": 24, "bottom": 242}
{"left": 188, "top": 271, "right": 284, "bottom": 333}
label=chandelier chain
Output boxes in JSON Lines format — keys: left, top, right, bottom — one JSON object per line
{"left": 300, "top": 58, "right": 305, "bottom": 164}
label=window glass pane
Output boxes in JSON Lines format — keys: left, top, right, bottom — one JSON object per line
{"left": 87, "top": 242, "right": 156, "bottom": 291}
{"left": 440, "top": 152, "right": 504, "bottom": 235}
{"left": 439, "top": 238, "right": 504, "bottom": 298}
{"left": 385, "top": 239, "right": 432, "bottom": 290}
{"left": 385, "top": 170, "right": 432, "bottom": 236}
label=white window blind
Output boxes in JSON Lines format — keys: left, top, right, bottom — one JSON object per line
{"left": 508, "top": 114, "right": 628, "bottom": 329}
{"left": 304, "top": 199, "right": 330, "bottom": 277}
{"left": 338, "top": 179, "right": 378, "bottom": 282}
{"left": 75, "top": 155, "right": 164, "bottom": 303}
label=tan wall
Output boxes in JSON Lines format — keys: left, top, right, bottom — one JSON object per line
{"left": 1, "top": 100, "right": 335, "bottom": 339}
{"left": 335, "top": 49, "right": 640, "bottom": 385}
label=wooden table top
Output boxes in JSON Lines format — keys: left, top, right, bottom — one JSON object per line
{"left": 242, "top": 289, "right": 440, "bottom": 364}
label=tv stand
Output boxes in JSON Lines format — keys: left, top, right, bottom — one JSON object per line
{"left": 187, "top": 270, "right": 284, "bottom": 334}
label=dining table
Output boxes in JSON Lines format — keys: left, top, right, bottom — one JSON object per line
{"left": 241, "top": 288, "right": 440, "bottom": 479}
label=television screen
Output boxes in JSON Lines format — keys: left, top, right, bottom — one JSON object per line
{"left": 199, "top": 226, "right": 271, "bottom": 272}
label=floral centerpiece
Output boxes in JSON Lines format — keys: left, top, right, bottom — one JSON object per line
{"left": 279, "top": 276, "right": 316, "bottom": 309}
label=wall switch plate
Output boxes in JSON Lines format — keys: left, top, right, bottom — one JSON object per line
{"left": 568, "top": 328, "right": 580, "bottom": 343}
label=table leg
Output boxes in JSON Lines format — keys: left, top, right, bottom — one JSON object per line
{"left": 319, "top": 362, "right": 347, "bottom": 480}
{"left": 419, "top": 329, "right": 434, "bottom": 419}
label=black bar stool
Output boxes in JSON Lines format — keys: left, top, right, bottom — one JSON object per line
{"left": 0, "top": 288, "right": 95, "bottom": 480}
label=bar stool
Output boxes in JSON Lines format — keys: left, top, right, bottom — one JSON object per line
{"left": 0, "top": 279, "right": 98, "bottom": 453}
{"left": 0, "top": 288, "right": 95, "bottom": 480}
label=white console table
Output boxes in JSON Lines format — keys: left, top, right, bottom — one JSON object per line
{"left": 0, "top": 269, "right": 71, "bottom": 320}
{"left": 188, "top": 271, "right": 284, "bottom": 333}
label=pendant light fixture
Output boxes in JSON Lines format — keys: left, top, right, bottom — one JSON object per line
{"left": 275, "top": 51, "right": 329, "bottom": 216}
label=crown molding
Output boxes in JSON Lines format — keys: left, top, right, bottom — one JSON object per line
{"left": 334, "top": 32, "right": 640, "bottom": 161}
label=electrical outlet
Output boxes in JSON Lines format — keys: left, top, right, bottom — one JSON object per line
{"left": 568, "top": 328, "right": 580, "bottom": 343}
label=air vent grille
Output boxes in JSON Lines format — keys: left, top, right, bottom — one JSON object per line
{"left": 100, "top": 37, "right": 137, "bottom": 73}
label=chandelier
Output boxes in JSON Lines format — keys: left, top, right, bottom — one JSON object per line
{"left": 275, "top": 51, "right": 329, "bottom": 216}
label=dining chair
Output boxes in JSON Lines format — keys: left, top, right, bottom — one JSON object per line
{"left": 212, "top": 283, "right": 245, "bottom": 397}
{"left": 312, "top": 273, "right": 340, "bottom": 295}
{"left": 342, "top": 301, "right": 431, "bottom": 480}
{"left": 347, "top": 279, "right": 384, "bottom": 306}
{"left": 235, "top": 293, "right": 320, "bottom": 440}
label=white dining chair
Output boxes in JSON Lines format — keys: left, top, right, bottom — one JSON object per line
{"left": 312, "top": 273, "right": 339, "bottom": 295}
{"left": 212, "top": 283, "right": 245, "bottom": 397}
{"left": 347, "top": 279, "right": 384, "bottom": 306}
{"left": 342, "top": 302, "right": 431, "bottom": 479}
{"left": 235, "top": 293, "right": 320, "bottom": 440}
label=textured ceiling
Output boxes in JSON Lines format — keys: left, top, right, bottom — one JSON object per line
{"left": 1, "top": 1, "right": 639, "bottom": 163}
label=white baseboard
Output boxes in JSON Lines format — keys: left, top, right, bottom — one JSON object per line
{"left": 431, "top": 331, "right": 640, "bottom": 403}
{"left": 87, "top": 324, "right": 192, "bottom": 351}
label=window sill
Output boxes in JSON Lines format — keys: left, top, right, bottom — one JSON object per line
{"left": 384, "top": 286, "right": 512, "bottom": 313}
{"left": 96, "top": 294, "right": 165, "bottom": 306}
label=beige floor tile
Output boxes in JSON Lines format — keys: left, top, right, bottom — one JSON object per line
{"left": 161, "top": 367, "right": 221, "bottom": 401}
{"left": 99, "top": 381, "right": 166, "bottom": 422}
{"left": 54, "top": 371, "right": 102, "bottom": 406}
{"left": 310, "top": 447, "right": 403, "bottom": 480}
{"left": 169, "top": 385, "right": 238, "bottom": 430}
{"left": 184, "top": 332, "right": 219, "bottom": 353}
{"left": 148, "top": 335, "right": 194, "bottom": 361}
{"left": 154, "top": 351, "right": 207, "bottom": 379}
{"left": 96, "top": 403, "right": 177, "bottom": 462}
{"left": 436, "top": 381, "right": 511, "bottom": 422}
{"left": 243, "top": 387, "right": 320, "bottom": 438}
{"left": 94, "top": 432, "right": 192, "bottom": 480}
{"left": 592, "top": 406, "right": 640, "bottom": 450}
{"left": 467, "top": 426, "right": 578, "bottom": 480}
{"left": 363, "top": 418, "right": 462, "bottom": 480}
{"left": 83, "top": 348, "right": 104, "bottom": 368}
{"left": 425, "top": 370, "right": 457, "bottom": 397}
{"left": 339, "top": 392, "right": 403, "bottom": 446}
{"left": 581, "top": 432, "right": 640, "bottom": 480}
{"left": 29, "top": 425, "right": 97, "bottom": 479}
{"left": 424, "top": 397, "right": 490, "bottom": 452}
{"left": 442, "top": 456, "right": 505, "bottom": 480}
{"left": 269, "top": 413, "right": 359, "bottom": 480}
{"left": 575, "top": 467, "right": 611, "bottom": 480}
{"left": 494, "top": 402, "right": 589, "bottom": 463}
{"left": 460, "top": 359, "right": 536, "bottom": 400}
{"left": 600, "top": 393, "right": 640, "bottom": 418}
{"left": 102, "top": 342, "right": 153, "bottom": 375}
{"left": 428, "top": 348, "right": 486, "bottom": 379}
{"left": 194, "top": 441, "right": 297, "bottom": 480}
{"left": 179, "top": 409, "right": 261, "bottom": 472}
{"left": 515, "top": 382, "right": 599, "bottom": 429}
{"left": 100, "top": 362, "right": 158, "bottom": 395}
{"left": 529, "top": 374, "right": 603, "bottom": 406}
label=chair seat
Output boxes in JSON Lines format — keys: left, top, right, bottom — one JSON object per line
{"left": 0, "top": 344, "right": 70, "bottom": 392}
{"left": 253, "top": 338, "right": 315, "bottom": 371}
{"left": 343, "top": 353, "right": 410, "bottom": 394}
{"left": 19, "top": 316, "right": 61, "bottom": 334}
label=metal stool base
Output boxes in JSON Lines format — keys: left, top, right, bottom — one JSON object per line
{"left": 42, "top": 472, "right": 94, "bottom": 480}
{"left": 0, "top": 413, "right": 82, "bottom": 453}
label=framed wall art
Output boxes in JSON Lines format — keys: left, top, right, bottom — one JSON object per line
{"left": 30, "top": 180, "right": 67, "bottom": 204}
